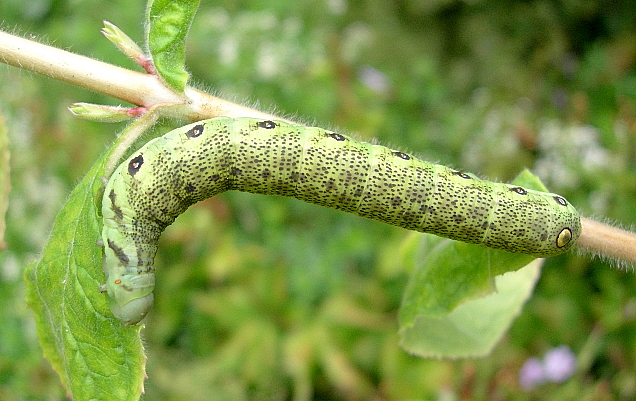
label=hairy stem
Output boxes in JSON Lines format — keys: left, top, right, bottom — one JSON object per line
{"left": 0, "top": 30, "right": 280, "bottom": 121}
{"left": 577, "top": 218, "right": 636, "bottom": 266}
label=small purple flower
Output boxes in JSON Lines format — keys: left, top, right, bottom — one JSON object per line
{"left": 519, "top": 357, "right": 546, "bottom": 390}
{"left": 543, "top": 345, "right": 576, "bottom": 382}
{"left": 519, "top": 345, "right": 577, "bottom": 391}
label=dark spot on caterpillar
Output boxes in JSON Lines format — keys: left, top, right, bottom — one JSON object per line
{"left": 391, "top": 197, "right": 402, "bottom": 206}
{"left": 107, "top": 239, "right": 129, "bottom": 265}
{"left": 328, "top": 133, "right": 346, "bottom": 141}
{"left": 540, "top": 232, "right": 548, "bottom": 241}
{"left": 119, "top": 281, "right": 136, "bottom": 291}
{"left": 128, "top": 155, "right": 144, "bottom": 176}
{"left": 454, "top": 171, "right": 471, "bottom": 179}
{"left": 184, "top": 183, "right": 196, "bottom": 193}
{"left": 257, "top": 120, "right": 277, "bottom": 129}
{"left": 392, "top": 151, "right": 410, "bottom": 160}
{"left": 481, "top": 221, "right": 488, "bottom": 230}
{"left": 556, "top": 228, "right": 573, "bottom": 248}
{"left": 136, "top": 246, "right": 144, "bottom": 267}
{"left": 299, "top": 173, "right": 311, "bottom": 183}
{"left": 510, "top": 187, "right": 527, "bottom": 195}
{"left": 151, "top": 216, "right": 169, "bottom": 231}
{"left": 108, "top": 190, "right": 124, "bottom": 220}
{"left": 554, "top": 196, "right": 568, "bottom": 207}
{"left": 290, "top": 171, "right": 300, "bottom": 181}
{"left": 261, "top": 169, "right": 271, "bottom": 178}
{"left": 452, "top": 215, "right": 465, "bottom": 223}
{"left": 186, "top": 124, "right": 205, "bottom": 138}
{"left": 231, "top": 167, "right": 242, "bottom": 176}
{"left": 337, "top": 194, "right": 352, "bottom": 206}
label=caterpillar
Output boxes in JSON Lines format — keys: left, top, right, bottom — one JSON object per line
{"left": 100, "top": 117, "right": 581, "bottom": 325}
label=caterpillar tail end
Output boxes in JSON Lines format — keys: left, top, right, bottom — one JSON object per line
{"left": 108, "top": 293, "right": 154, "bottom": 326}
{"left": 99, "top": 272, "right": 156, "bottom": 326}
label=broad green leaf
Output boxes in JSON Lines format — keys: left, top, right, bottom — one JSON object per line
{"left": 399, "top": 259, "right": 542, "bottom": 358}
{"left": 398, "top": 238, "right": 535, "bottom": 324}
{"left": 146, "top": 0, "right": 200, "bottom": 91}
{"left": 398, "top": 170, "right": 549, "bottom": 357}
{"left": 24, "top": 147, "right": 145, "bottom": 401}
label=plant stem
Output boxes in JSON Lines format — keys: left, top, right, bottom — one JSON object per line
{"left": 577, "top": 218, "right": 636, "bottom": 266}
{"left": 0, "top": 30, "right": 280, "bottom": 121}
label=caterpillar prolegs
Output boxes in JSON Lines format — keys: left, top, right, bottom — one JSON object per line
{"left": 100, "top": 117, "right": 581, "bottom": 325}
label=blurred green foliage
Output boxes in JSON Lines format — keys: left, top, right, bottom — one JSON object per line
{"left": 1, "top": 0, "right": 636, "bottom": 399}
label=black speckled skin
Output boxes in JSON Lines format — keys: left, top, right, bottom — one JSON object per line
{"left": 101, "top": 117, "right": 581, "bottom": 325}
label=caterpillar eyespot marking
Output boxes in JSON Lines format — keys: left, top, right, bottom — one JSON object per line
{"left": 556, "top": 228, "right": 573, "bottom": 248}
{"left": 328, "top": 133, "right": 346, "bottom": 141}
{"left": 392, "top": 151, "right": 411, "bottom": 160}
{"left": 554, "top": 195, "right": 568, "bottom": 207}
{"left": 257, "top": 120, "right": 277, "bottom": 129}
{"left": 510, "top": 187, "right": 528, "bottom": 195}
{"left": 128, "top": 155, "right": 144, "bottom": 176}
{"left": 186, "top": 124, "right": 204, "bottom": 138}
{"left": 454, "top": 171, "right": 471, "bottom": 179}
{"left": 100, "top": 117, "right": 581, "bottom": 325}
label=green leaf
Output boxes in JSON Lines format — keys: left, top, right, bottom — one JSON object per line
{"left": 399, "top": 259, "right": 542, "bottom": 358}
{"left": 24, "top": 148, "right": 145, "bottom": 400}
{"left": 146, "top": 0, "right": 200, "bottom": 91}
{"left": 398, "top": 238, "right": 536, "bottom": 323}
{"left": 397, "top": 170, "right": 549, "bottom": 358}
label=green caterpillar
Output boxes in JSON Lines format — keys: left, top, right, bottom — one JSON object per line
{"left": 100, "top": 117, "right": 581, "bottom": 325}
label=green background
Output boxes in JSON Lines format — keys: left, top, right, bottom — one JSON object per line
{"left": 1, "top": 0, "right": 636, "bottom": 399}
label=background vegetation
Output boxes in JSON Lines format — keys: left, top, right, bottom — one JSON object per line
{"left": 1, "top": 0, "right": 635, "bottom": 399}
